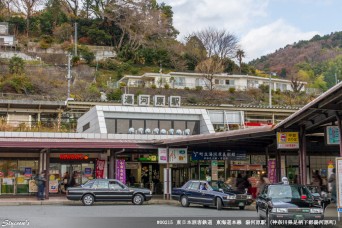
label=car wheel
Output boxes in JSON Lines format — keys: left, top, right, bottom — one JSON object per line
{"left": 82, "top": 194, "right": 94, "bottom": 206}
{"left": 133, "top": 194, "right": 144, "bottom": 205}
{"left": 180, "top": 195, "right": 190, "bottom": 207}
{"left": 216, "top": 197, "right": 222, "bottom": 211}
{"left": 239, "top": 206, "right": 245, "bottom": 210}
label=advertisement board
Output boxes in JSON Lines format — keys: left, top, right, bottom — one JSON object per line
{"left": 95, "top": 160, "right": 105, "bottom": 179}
{"left": 268, "top": 159, "right": 277, "bottom": 184}
{"left": 49, "top": 180, "right": 59, "bottom": 193}
{"left": 158, "top": 148, "right": 168, "bottom": 164}
{"left": 169, "top": 148, "right": 187, "bottom": 164}
{"left": 158, "top": 148, "right": 188, "bottom": 164}
{"left": 116, "top": 160, "right": 126, "bottom": 184}
{"left": 277, "top": 132, "right": 299, "bottom": 149}
{"left": 326, "top": 126, "right": 340, "bottom": 145}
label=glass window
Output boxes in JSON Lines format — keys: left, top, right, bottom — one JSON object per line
{"left": 146, "top": 120, "right": 158, "bottom": 131}
{"left": 188, "top": 182, "right": 200, "bottom": 190}
{"left": 186, "top": 121, "right": 199, "bottom": 135}
{"left": 214, "top": 79, "right": 219, "bottom": 84}
{"left": 109, "top": 181, "right": 124, "bottom": 190}
{"left": 174, "top": 77, "right": 186, "bottom": 86}
{"left": 116, "top": 119, "right": 130, "bottom": 134}
{"left": 93, "top": 180, "right": 108, "bottom": 189}
{"left": 83, "top": 180, "right": 95, "bottom": 188}
{"left": 132, "top": 119, "right": 144, "bottom": 130}
{"left": 160, "top": 120, "right": 172, "bottom": 131}
{"left": 174, "top": 121, "right": 186, "bottom": 131}
{"left": 105, "top": 119, "right": 116, "bottom": 134}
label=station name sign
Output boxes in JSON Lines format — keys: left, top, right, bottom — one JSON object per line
{"left": 122, "top": 94, "right": 181, "bottom": 107}
{"left": 191, "top": 151, "right": 246, "bottom": 161}
{"left": 59, "top": 154, "right": 89, "bottom": 160}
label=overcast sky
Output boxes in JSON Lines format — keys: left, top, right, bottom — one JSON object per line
{"left": 157, "top": 0, "right": 342, "bottom": 62}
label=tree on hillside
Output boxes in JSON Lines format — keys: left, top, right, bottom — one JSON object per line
{"left": 194, "top": 27, "right": 239, "bottom": 59}
{"left": 12, "top": 0, "right": 44, "bottom": 36}
{"left": 290, "top": 74, "right": 305, "bottom": 93}
{"left": 104, "top": 0, "right": 176, "bottom": 57}
{"left": 63, "top": 0, "right": 79, "bottom": 18}
{"left": 9, "top": 56, "right": 25, "bottom": 74}
{"left": 184, "top": 35, "right": 207, "bottom": 70}
{"left": 195, "top": 57, "right": 224, "bottom": 90}
{"left": 236, "top": 49, "right": 245, "bottom": 74}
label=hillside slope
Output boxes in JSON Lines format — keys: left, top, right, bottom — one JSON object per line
{"left": 249, "top": 32, "right": 342, "bottom": 77}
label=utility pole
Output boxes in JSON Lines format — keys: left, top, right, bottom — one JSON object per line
{"left": 335, "top": 72, "right": 338, "bottom": 85}
{"left": 66, "top": 54, "right": 72, "bottom": 100}
{"left": 269, "top": 73, "right": 272, "bottom": 108}
{"left": 74, "top": 22, "right": 77, "bottom": 56}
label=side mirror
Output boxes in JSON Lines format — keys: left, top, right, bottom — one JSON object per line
{"left": 301, "top": 195, "right": 307, "bottom": 200}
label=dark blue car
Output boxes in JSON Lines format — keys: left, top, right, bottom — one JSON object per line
{"left": 172, "top": 180, "right": 251, "bottom": 210}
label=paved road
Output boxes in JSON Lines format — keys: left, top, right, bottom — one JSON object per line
{"left": 0, "top": 204, "right": 339, "bottom": 228}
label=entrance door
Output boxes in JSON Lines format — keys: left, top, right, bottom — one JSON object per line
{"left": 61, "top": 164, "right": 82, "bottom": 186}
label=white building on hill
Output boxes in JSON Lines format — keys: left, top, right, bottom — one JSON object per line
{"left": 117, "top": 72, "right": 306, "bottom": 92}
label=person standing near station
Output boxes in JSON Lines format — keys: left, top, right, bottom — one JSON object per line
{"left": 329, "top": 168, "right": 336, "bottom": 203}
{"left": 36, "top": 170, "right": 47, "bottom": 200}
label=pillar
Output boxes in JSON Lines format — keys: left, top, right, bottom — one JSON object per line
{"left": 45, "top": 149, "right": 50, "bottom": 199}
{"left": 300, "top": 126, "right": 307, "bottom": 184}
{"left": 109, "top": 150, "right": 114, "bottom": 179}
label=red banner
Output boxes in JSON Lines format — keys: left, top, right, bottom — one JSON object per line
{"left": 96, "top": 160, "right": 105, "bottom": 179}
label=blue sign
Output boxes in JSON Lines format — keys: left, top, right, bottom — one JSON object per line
{"left": 338, "top": 208, "right": 342, "bottom": 212}
{"left": 191, "top": 151, "right": 246, "bottom": 161}
{"left": 84, "top": 168, "right": 92, "bottom": 176}
{"left": 24, "top": 167, "right": 32, "bottom": 176}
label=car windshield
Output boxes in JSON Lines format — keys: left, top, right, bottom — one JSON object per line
{"left": 268, "top": 185, "right": 312, "bottom": 199}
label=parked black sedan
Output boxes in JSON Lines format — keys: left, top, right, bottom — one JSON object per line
{"left": 210, "top": 180, "right": 253, "bottom": 205}
{"left": 256, "top": 183, "right": 324, "bottom": 224}
{"left": 66, "top": 179, "right": 152, "bottom": 206}
{"left": 172, "top": 180, "right": 251, "bottom": 210}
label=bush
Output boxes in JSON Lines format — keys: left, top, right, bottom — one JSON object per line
{"left": 72, "top": 56, "right": 80, "bottom": 65}
{"left": 228, "top": 87, "right": 236, "bottom": 93}
{"left": 187, "top": 96, "right": 198, "bottom": 104}
{"left": 164, "top": 83, "right": 170, "bottom": 89}
{"left": 79, "top": 46, "right": 95, "bottom": 64}
{"left": 184, "top": 87, "right": 190, "bottom": 90}
{"left": 195, "top": 86, "right": 203, "bottom": 91}
{"left": 107, "top": 89, "right": 123, "bottom": 101}
{"left": 9, "top": 56, "right": 25, "bottom": 74}
{"left": 151, "top": 84, "right": 157, "bottom": 89}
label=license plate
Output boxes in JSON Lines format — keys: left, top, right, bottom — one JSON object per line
{"left": 294, "top": 215, "right": 304, "bottom": 220}
{"left": 238, "top": 202, "right": 245, "bottom": 207}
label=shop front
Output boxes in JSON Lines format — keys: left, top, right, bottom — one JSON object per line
{"left": 0, "top": 158, "right": 39, "bottom": 195}
{"left": 48, "top": 152, "right": 99, "bottom": 194}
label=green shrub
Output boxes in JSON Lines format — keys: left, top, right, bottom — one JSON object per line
{"left": 184, "top": 87, "right": 190, "bottom": 90}
{"left": 9, "top": 56, "right": 25, "bottom": 74}
{"left": 164, "top": 83, "right": 170, "bottom": 89}
{"left": 228, "top": 87, "right": 236, "bottom": 93}
{"left": 187, "top": 96, "right": 198, "bottom": 104}
{"left": 72, "top": 56, "right": 80, "bottom": 64}
{"left": 195, "top": 86, "right": 203, "bottom": 91}
{"left": 107, "top": 89, "right": 123, "bottom": 100}
{"left": 151, "top": 84, "right": 157, "bottom": 89}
